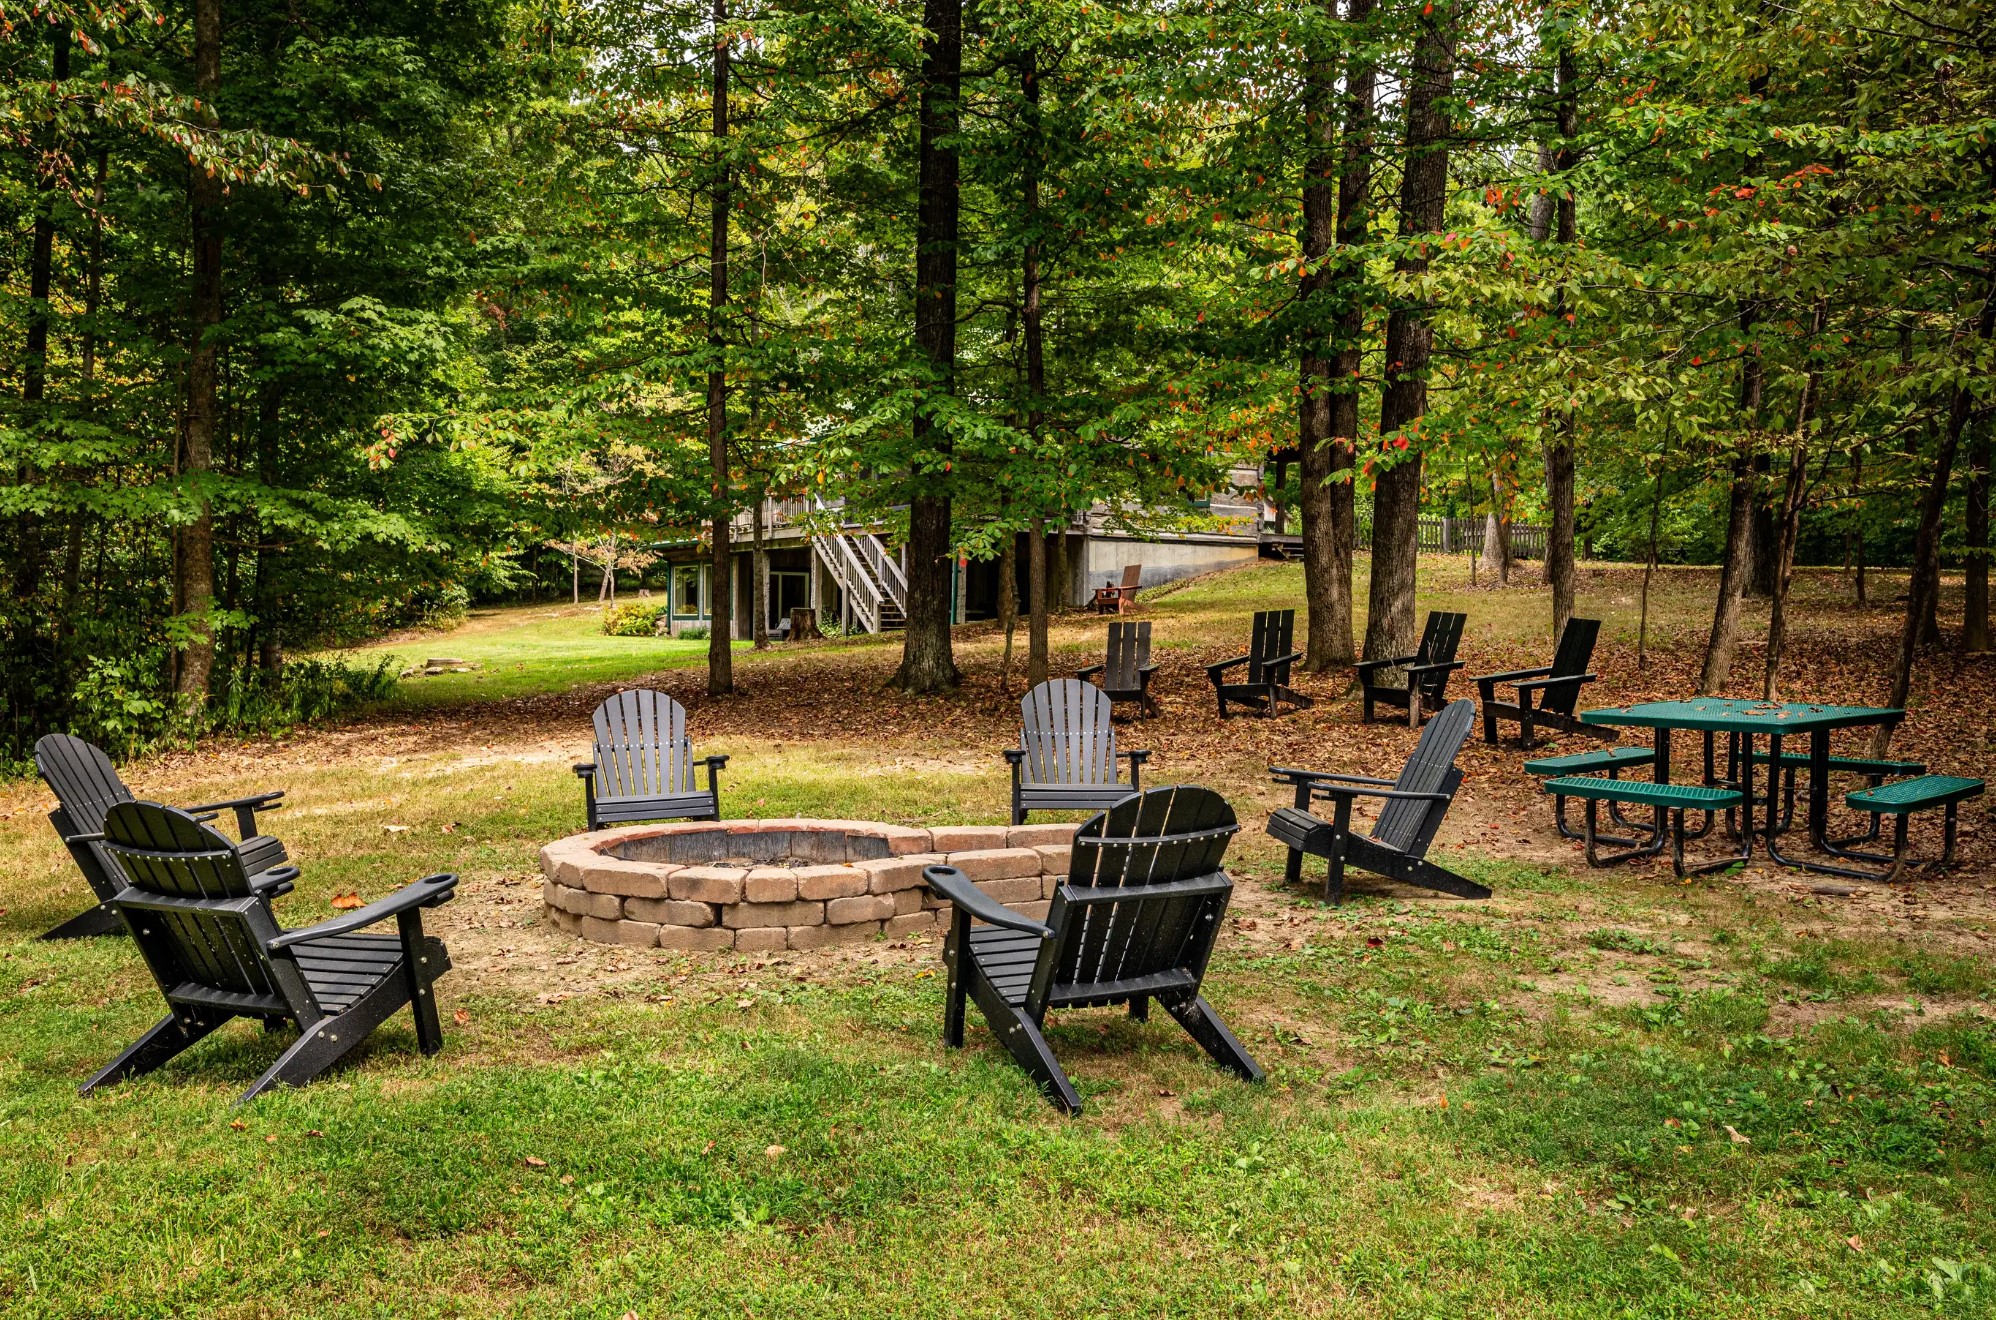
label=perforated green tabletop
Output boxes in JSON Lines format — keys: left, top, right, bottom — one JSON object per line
{"left": 1580, "top": 698, "right": 1902, "bottom": 735}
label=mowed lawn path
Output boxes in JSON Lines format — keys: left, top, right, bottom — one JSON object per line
{"left": 2, "top": 560, "right": 1993, "bottom": 1317}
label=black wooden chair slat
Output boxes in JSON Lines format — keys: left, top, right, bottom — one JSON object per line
{"left": 1077, "top": 622, "right": 1159, "bottom": 719}
{"left": 1359, "top": 611, "right": 1468, "bottom": 728}
{"left": 1007, "top": 680, "right": 1147, "bottom": 824}
{"left": 83, "top": 800, "right": 455, "bottom": 1105}
{"left": 1267, "top": 699, "right": 1492, "bottom": 904}
{"left": 1472, "top": 618, "right": 1607, "bottom": 745}
{"left": 933, "top": 785, "right": 1262, "bottom": 1113}
{"left": 1205, "top": 610, "right": 1312, "bottom": 719}
{"left": 578, "top": 690, "right": 724, "bottom": 829}
{"left": 33, "top": 734, "right": 291, "bottom": 940}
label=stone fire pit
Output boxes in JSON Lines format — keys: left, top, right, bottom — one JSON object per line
{"left": 538, "top": 818, "right": 1077, "bottom": 953}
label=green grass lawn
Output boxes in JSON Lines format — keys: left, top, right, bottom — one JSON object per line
{"left": 327, "top": 605, "right": 767, "bottom": 709}
{"left": 3, "top": 561, "right": 1992, "bottom": 1317}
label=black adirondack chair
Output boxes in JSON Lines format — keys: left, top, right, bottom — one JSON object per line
{"left": 1076, "top": 621, "right": 1160, "bottom": 719}
{"left": 1357, "top": 610, "right": 1468, "bottom": 728}
{"left": 1472, "top": 617, "right": 1606, "bottom": 746}
{"left": 574, "top": 689, "right": 728, "bottom": 829}
{"left": 82, "top": 800, "right": 456, "bottom": 1104}
{"left": 33, "top": 733, "right": 289, "bottom": 941}
{"left": 1006, "top": 679, "right": 1149, "bottom": 823}
{"left": 1205, "top": 609, "right": 1312, "bottom": 719}
{"left": 1266, "top": 698, "right": 1491, "bottom": 903}
{"left": 926, "top": 784, "right": 1264, "bottom": 1113}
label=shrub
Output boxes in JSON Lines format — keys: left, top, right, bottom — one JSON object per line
{"left": 70, "top": 652, "right": 174, "bottom": 761}
{"left": 678, "top": 624, "right": 710, "bottom": 640}
{"left": 602, "top": 600, "right": 668, "bottom": 636}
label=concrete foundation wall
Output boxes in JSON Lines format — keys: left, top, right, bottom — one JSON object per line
{"left": 1077, "top": 537, "right": 1260, "bottom": 605}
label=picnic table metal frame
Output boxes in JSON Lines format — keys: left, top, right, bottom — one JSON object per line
{"left": 1579, "top": 699, "right": 1906, "bottom": 879}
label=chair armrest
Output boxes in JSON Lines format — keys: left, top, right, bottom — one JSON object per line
{"left": 923, "top": 865, "right": 1053, "bottom": 937}
{"left": 1267, "top": 650, "right": 1304, "bottom": 669}
{"left": 700, "top": 754, "right": 730, "bottom": 770}
{"left": 1355, "top": 655, "right": 1418, "bottom": 676}
{"left": 1204, "top": 654, "right": 1249, "bottom": 678}
{"left": 1122, "top": 749, "right": 1151, "bottom": 765}
{"left": 184, "top": 790, "right": 285, "bottom": 839}
{"left": 1137, "top": 663, "right": 1159, "bottom": 675}
{"left": 1514, "top": 673, "right": 1596, "bottom": 696}
{"left": 184, "top": 790, "right": 285, "bottom": 814}
{"left": 249, "top": 864, "right": 301, "bottom": 888}
{"left": 1270, "top": 766, "right": 1395, "bottom": 787}
{"left": 1075, "top": 663, "right": 1104, "bottom": 679}
{"left": 267, "top": 873, "right": 458, "bottom": 949}
{"left": 572, "top": 762, "right": 597, "bottom": 778}
{"left": 1474, "top": 665, "right": 1553, "bottom": 685}
{"left": 1003, "top": 748, "right": 1026, "bottom": 765}
{"left": 1308, "top": 783, "right": 1453, "bottom": 805}
{"left": 1403, "top": 660, "right": 1466, "bottom": 676}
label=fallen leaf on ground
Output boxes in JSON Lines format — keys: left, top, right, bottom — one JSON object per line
{"left": 1725, "top": 1125, "right": 1751, "bottom": 1145}
{"left": 524, "top": 1156, "right": 548, "bottom": 1168}
{"left": 453, "top": 1009, "right": 471, "bottom": 1026}
{"left": 765, "top": 1144, "right": 786, "bottom": 1159}
{"left": 330, "top": 891, "right": 363, "bottom": 911}
{"left": 383, "top": 824, "right": 410, "bottom": 833}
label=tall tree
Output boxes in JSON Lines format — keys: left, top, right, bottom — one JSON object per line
{"left": 1365, "top": 0, "right": 1461, "bottom": 662}
{"left": 1298, "top": 0, "right": 1369, "bottom": 672}
{"left": 1541, "top": 21, "right": 1579, "bottom": 634}
{"left": 176, "top": 0, "right": 225, "bottom": 711}
{"left": 707, "top": 0, "right": 734, "bottom": 695}
{"left": 892, "top": 0, "right": 964, "bottom": 693}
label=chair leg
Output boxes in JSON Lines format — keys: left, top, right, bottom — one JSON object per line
{"left": 1324, "top": 840, "right": 1348, "bottom": 906}
{"left": 1283, "top": 845, "right": 1304, "bottom": 889}
{"left": 79, "top": 1011, "right": 226, "bottom": 1096}
{"left": 1163, "top": 995, "right": 1264, "bottom": 1084}
{"left": 1128, "top": 996, "right": 1149, "bottom": 1022}
{"left": 942, "top": 914, "right": 968, "bottom": 1049}
{"left": 399, "top": 914, "right": 445, "bottom": 1057}
{"left": 239, "top": 1017, "right": 360, "bottom": 1105}
{"left": 39, "top": 904, "right": 125, "bottom": 941}
{"left": 971, "top": 977, "right": 1082, "bottom": 1113}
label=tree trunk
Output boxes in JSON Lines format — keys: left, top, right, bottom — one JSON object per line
{"left": 891, "top": 0, "right": 964, "bottom": 693}
{"left": 1364, "top": 0, "right": 1459, "bottom": 663}
{"left": 998, "top": 533, "right": 1018, "bottom": 687}
{"left": 751, "top": 494, "right": 770, "bottom": 649}
{"left": 1700, "top": 451, "right": 1755, "bottom": 694}
{"left": 1052, "top": 522, "right": 1070, "bottom": 612}
{"left": 1299, "top": 0, "right": 1368, "bottom": 672}
{"left": 1747, "top": 453, "right": 1776, "bottom": 598}
{"left": 13, "top": 27, "right": 70, "bottom": 612}
{"left": 1966, "top": 420, "right": 1989, "bottom": 652}
{"left": 1699, "top": 298, "right": 1765, "bottom": 693}
{"left": 1027, "top": 517, "right": 1048, "bottom": 686}
{"left": 706, "top": 0, "right": 734, "bottom": 694}
{"left": 1848, "top": 448, "right": 1866, "bottom": 605}
{"left": 1541, "top": 40, "right": 1580, "bottom": 632}
{"left": 1637, "top": 470, "right": 1662, "bottom": 668}
{"left": 1022, "top": 46, "right": 1050, "bottom": 691}
{"left": 1481, "top": 467, "right": 1515, "bottom": 584}
{"left": 1762, "top": 302, "right": 1827, "bottom": 699}
{"left": 1877, "top": 283, "right": 1996, "bottom": 748}
{"left": 176, "top": 0, "right": 223, "bottom": 712}
{"left": 254, "top": 383, "right": 283, "bottom": 674}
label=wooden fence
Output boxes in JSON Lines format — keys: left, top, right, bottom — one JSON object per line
{"left": 1354, "top": 516, "right": 1549, "bottom": 560}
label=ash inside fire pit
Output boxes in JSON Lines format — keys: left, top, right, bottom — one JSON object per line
{"left": 539, "top": 818, "right": 1077, "bottom": 954}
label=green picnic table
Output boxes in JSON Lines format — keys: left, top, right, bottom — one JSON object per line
{"left": 1579, "top": 698, "right": 1905, "bottom": 878}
